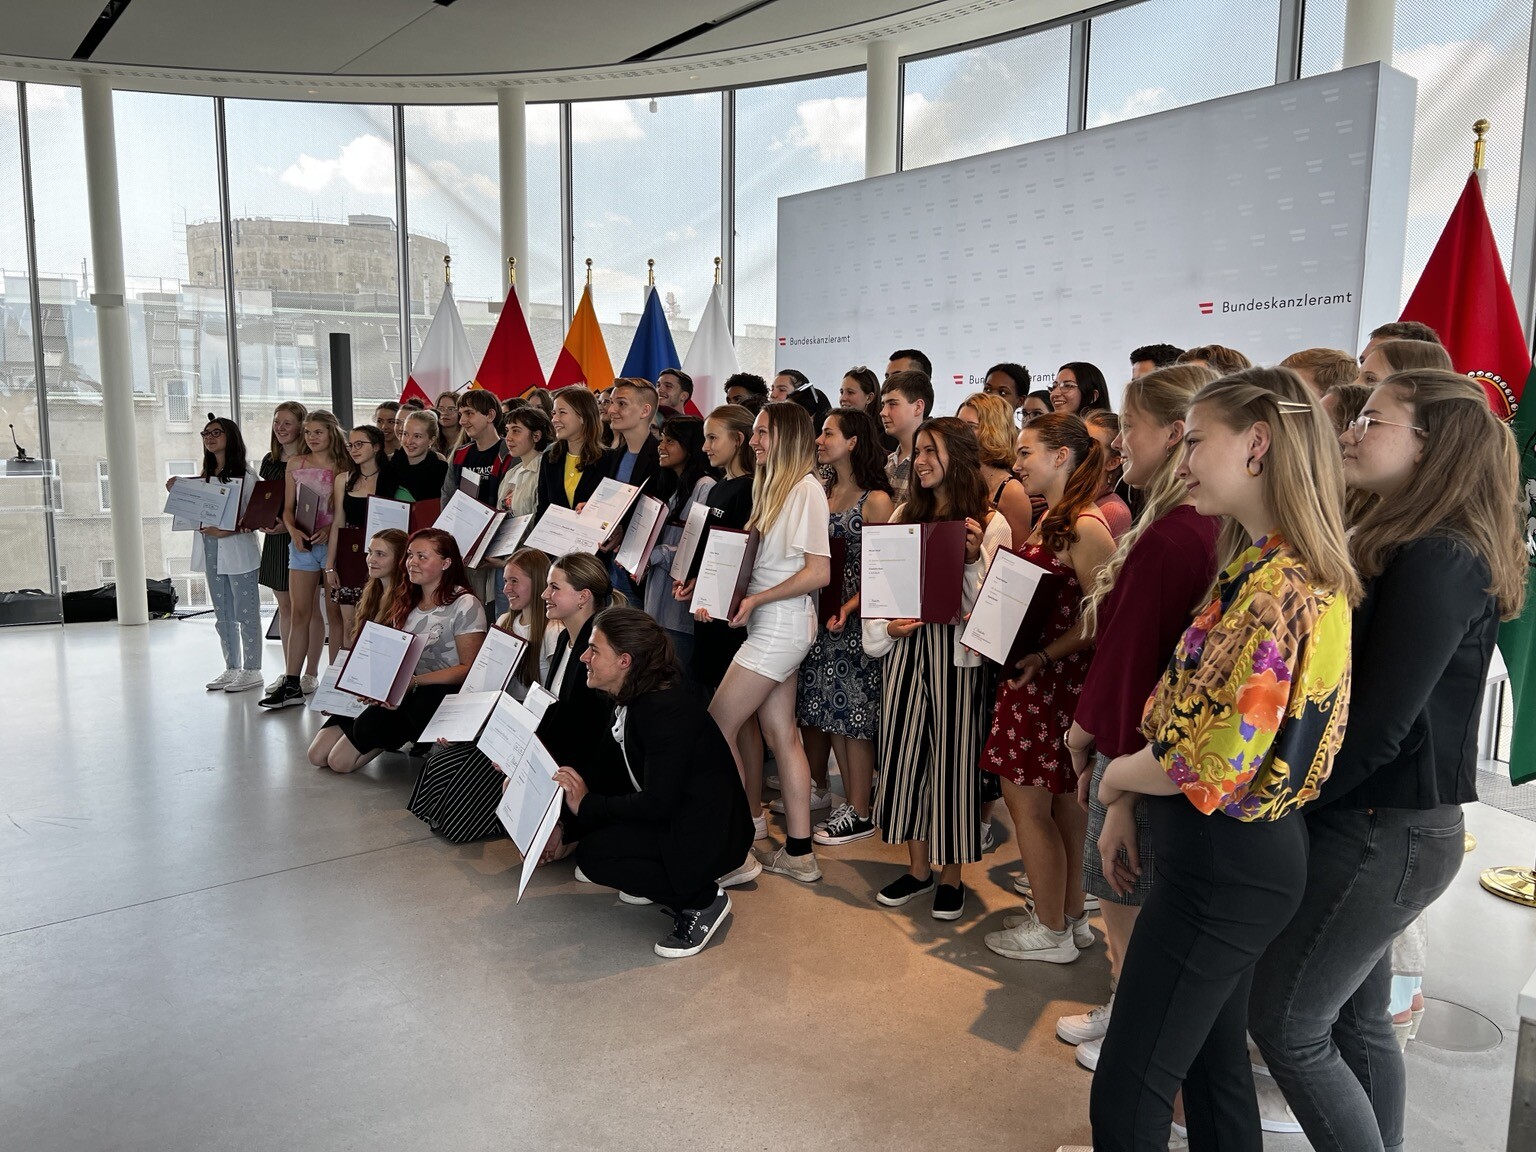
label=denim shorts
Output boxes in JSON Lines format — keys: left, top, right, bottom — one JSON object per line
{"left": 287, "top": 539, "right": 329, "bottom": 573}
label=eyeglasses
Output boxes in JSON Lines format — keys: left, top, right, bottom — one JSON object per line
{"left": 348, "top": 440, "right": 373, "bottom": 449}
{"left": 1051, "top": 381, "right": 1079, "bottom": 392}
{"left": 200, "top": 429, "right": 224, "bottom": 438}
{"left": 1347, "top": 414, "right": 1425, "bottom": 441}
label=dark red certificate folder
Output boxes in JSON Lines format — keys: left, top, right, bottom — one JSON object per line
{"left": 818, "top": 536, "right": 848, "bottom": 626}
{"left": 237, "top": 478, "right": 284, "bottom": 532}
{"left": 408, "top": 499, "right": 441, "bottom": 534}
{"left": 334, "top": 526, "right": 369, "bottom": 587}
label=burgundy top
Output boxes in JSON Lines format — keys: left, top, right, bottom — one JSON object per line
{"left": 1074, "top": 504, "right": 1220, "bottom": 757}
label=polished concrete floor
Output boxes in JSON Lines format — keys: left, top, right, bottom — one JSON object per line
{"left": 3, "top": 618, "right": 1533, "bottom": 1151}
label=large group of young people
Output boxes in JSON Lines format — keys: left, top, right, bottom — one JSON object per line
{"left": 175, "top": 318, "right": 1519, "bottom": 1152}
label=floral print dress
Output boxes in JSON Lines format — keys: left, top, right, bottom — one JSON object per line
{"left": 1141, "top": 533, "right": 1351, "bottom": 821}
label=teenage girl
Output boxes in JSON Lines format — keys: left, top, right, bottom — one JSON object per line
{"left": 325, "top": 424, "right": 390, "bottom": 643}
{"left": 257, "top": 401, "right": 324, "bottom": 695}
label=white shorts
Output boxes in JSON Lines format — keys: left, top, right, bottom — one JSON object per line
{"left": 731, "top": 597, "right": 816, "bottom": 683}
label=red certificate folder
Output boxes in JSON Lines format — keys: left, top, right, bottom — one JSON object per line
{"left": 294, "top": 480, "right": 325, "bottom": 537}
{"left": 333, "top": 526, "right": 369, "bottom": 587}
{"left": 236, "top": 478, "right": 284, "bottom": 532}
{"left": 408, "top": 498, "right": 441, "bottom": 534}
{"left": 458, "top": 471, "right": 484, "bottom": 500}
{"left": 337, "top": 622, "right": 429, "bottom": 708}
{"left": 861, "top": 520, "right": 967, "bottom": 624}
{"left": 961, "top": 547, "right": 1066, "bottom": 667}
{"left": 818, "top": 536, "right": 848, "bottom": 626}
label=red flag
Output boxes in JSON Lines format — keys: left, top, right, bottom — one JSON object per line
{"left": 1399, "top": 173, "right": 1532, "bottom": 420}
{"left": 399, "top": 378, "right": 432, "bottom": 407}
{"left": 474, "top": 283, "right": 546, "bottom": 400}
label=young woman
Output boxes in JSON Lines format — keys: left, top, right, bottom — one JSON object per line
{"left": 957, "top": 391, "right": 1034, "bottom": 545}
{"left": 839, "top": 366, "right": 882, "bottom": 417}
{"left": 349, "top": 529, "right": 406, "bottom": 645}
{"left": 863, "top": 418, "right": 1011, "bottom": 920}
{"left": 434, "top": 390, "right": 463, "bottom": 456}
{"left": 177, "top": 416, "right": 264, "bottom": 693}
{"left": 306, "top": 528, "right": 487, "bottom": 773}
{"left": 596, "top": 387, "right": 617, "bottom": 449}
{"left": 392, "top": 409, "right": 447, "bottom": 502}
{"left": 704, "top": 403, "right": 831, "bottom": 885}
{"left": 979, "top": 414, "right": 1117, "bottom": 963}
{"left": 1248, "top": 369, "right": 1523, "bottom": 1152}
{"left": 644, "top": 415, "right": 717, "bottom": 673}
{"left": 498, "top": 405, "right": 554, "bottom": 521}
{"left": 1087, "top": 367, "right": 1356, "bottom": 1152}
{"left": 1050, "top": 362, "right": 1112, "bottom": 416}
{"left": 1049, "top": 365, "right": 1220, "bottom": 1071}
{"left": 1022, "top": 390, "right": 1053, "bottom": 424}
{"left": 523, "top": 386, "right": 555, "bottom": 419}
{"left": 555, "top": 607, "right": 755, "bottom": 959}
{"left": 1084, "top": 410, "right": 1136, "bottom": 537}
{"left": 536, "top": 387, "right": 608, "bottom": 513}
{"left": 407, "top": 548, "right": 560, "bottom": 844}
{"left": 373, "top": 401, "right": 402, "bottom": 458}
{"left": 261, "top": 409, "right": 349, "bottom": 709}
{"left": 325, "top": 424, "right": 389, "bottom": 642}
{"left": 257, "top": 401, "right": 324, "bottom": 695}
{"left": 796, "top": 407, "right": 893, "bottom": 846}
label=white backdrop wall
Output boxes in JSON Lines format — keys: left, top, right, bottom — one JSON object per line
{"left": 775, "top": 63, "right": 1417, "bottom": 411}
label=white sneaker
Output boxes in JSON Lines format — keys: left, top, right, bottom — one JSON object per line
{"left": 769, "top": 786, "right": 834, "bottom": 814}
{"left": 223, "top": 670, "right": 265, "bottom": 693}
{"left": 1012, "top": 871, "right": 1031, "bottom": 895}
{"left": 1016, "top": 875, "right": 1100, "bottom": 912}
{"left": 718, "top": 855, "right": 762, "bottom": 888}
{"left": 300, "top": 674, "right": 319, "bottom": 695}
{"left": 1255, "top": 1076, "right": 1302, "bottom": 1133}
{"left": 205, "top": 669, "right": 238, "bottom": 690}
{"left": 618, "top": 891, "right": 653, "bottom": 905}
{"left": 752, "top": 812, "right": 768, "bottom": 841}
{"left": 984, "top": 910, "right": 1079, "bottom": 963}
{"left": 1003, "top": 908, "right": 1094, "bottom": 949}
{"left": 1056, "top": 995, "right": 1114, "bottom": 1045}
{"left": 755, "top": 844, "right": 821, "bottom": 884}
{"left": 574, "top": 866, "right": 592, "bottom": 884}
{"left": 980, "top": 821, "right": 999, "bottom": 854}
{"left": 1075, "top": 1036, "right": 1102, "bottom": 1071}
{"left": 764, "top": 774, "right": 781, "bottom": 791}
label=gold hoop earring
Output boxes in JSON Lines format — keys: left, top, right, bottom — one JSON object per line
{"left": 1246, "top": 456, "right": 1264, "bottom": 477}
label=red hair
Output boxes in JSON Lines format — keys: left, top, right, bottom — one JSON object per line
{"left": 391, "top": 528, "right": 473, "bottom": 626}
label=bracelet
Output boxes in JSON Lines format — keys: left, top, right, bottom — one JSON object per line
{"left": 1033, "top": 649, "right": 1052, "bottom": 665}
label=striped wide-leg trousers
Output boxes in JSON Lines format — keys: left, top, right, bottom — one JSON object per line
{"left": 408, "top": 742, "right": 509, "bottom": 844}
{"left": 873, "top": 623, "right": 988, "bottom": 867}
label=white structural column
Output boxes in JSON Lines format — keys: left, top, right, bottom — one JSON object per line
{"left": 80, "top": 75, "right": 148, "bottom": 626}
{"left": 498, "top": 86, "right": 529, "bottom": 309}
{"left": 1342, "top": 0, "right": 1395, "bottom": 66}
{"left": 865, "top": 40, "right": 900, "bottom": 177}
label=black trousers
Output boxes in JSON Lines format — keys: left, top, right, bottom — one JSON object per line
{"left": 1089, "top": 796, "right": 1309, "bottom": 1152}
{"left": 576, "top": 822, "right": 718, "bottom": 912}
{"left": 326, "top": 684, "right": 453, "bottom": 754}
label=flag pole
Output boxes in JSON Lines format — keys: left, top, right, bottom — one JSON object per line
{"left": 714, "top": 255, "right": 721, "bottom": 285}
{"left": 444, "top": 254, "right": 451, "bottom": 285}
{"left": 647, "top": 258, "right": 655, "bottom": 288}
{"left": 585, "top": 257, "right": 593, "bottom": 288}
{"left": 508, "top": 256, "right": 516, "bottom": 287}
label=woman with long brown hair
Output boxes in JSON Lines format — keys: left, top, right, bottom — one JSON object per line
{"left": 258, "top": 401, "right": 325, "bottom": 696}
{"left": 1249, "top": 369, "right": 1524, "bottom": 1152}
{"left": 536, "top": 387, "right": 608, "bottom": 513}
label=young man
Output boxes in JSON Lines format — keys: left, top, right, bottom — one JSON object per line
{"left": 1358, "top": 319, "right": 1441, "bottom": 365}
{"left": 724, "top": 372, "right": 768, "bottom": 407}
{"left": 656, "top": 368, "right": 700, "bottom": 417}
{"left": 1279, "top": 347, "right": 1359, "bottom": 398}
{"left": 373, "top": 401, "right": 402, "bottom": 457}
{"left": 442, "top": 390, "right": 512, "bottom": 608}
{"left": 1128, "top": 344, "right": 1184, "bottom": 379}
{"left": 983, "top": 363, "right": 1030, "bottom": 416}
{"left": 885, "top": 348, "right": 932, "bottom": 380}
{"left": 879, "top": 369, "right": 933, "bottom": 505}
{"left": 1176, "top": 344, "right": 1252, "bottom": 375}
{"left": 601, "top": 379, "right": 663, "bottom": 598}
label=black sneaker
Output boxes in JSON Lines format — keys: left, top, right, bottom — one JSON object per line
{"left": 814, "top": 803, "right": 877, "bottom": 846}
{"left": 258, "top": 679, "right": 305, "bottom": 710}
{"left": 932, "top": 882, "right": 966, "bottom": 921}
{"left": 654, "top": 889, "right": 732, "bottom": 959}
{"left": 876, "top": 872, "right": 935, "bottom": 907}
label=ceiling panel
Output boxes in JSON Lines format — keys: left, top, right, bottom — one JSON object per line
{"left": 652, "top": 0, "right": 934, "bottom": 59}
{"left": 0, "top": 0, "right": 118, "bottom": 63}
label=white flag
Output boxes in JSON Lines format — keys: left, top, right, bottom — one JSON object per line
{"left": 681, "top": 284, "right": 739, "bottom": 414}
{"left": 402, "top": 282, "right": 477, "bottom": 405}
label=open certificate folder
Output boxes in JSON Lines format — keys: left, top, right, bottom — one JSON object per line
{"left": 615, "top": 495, "right": 667, "bottom": 579}
{"left": 668, "top": 500, "right": 712, "bottom": 582}
{"left": 522, "top": 504, "right": 609, "bottom": 557}
{"left": 337, "top": 621, "right": 427, "bottom": 707}
{"left": 433, "top": 491, "right": 499, "bottom": 562}
{"left": 578, "top": 477, "right": 643, "bottom": 533}
{"left": 365, "top": 496, "right": 410, "bottom": 542}
{"left": 960, "top": 548, "right": 1062, "bottom": 666}
{"left": 860, "top": 521, "right": 966, "bottom": 623}
{"left": 307, "top": 652, "right": 367, "bottom": 718}
{"left": 462, "top": 626, "right": 528, "bottom": 693}
{"left": 690, "top": 527, "right": 758, "bottom": 620}
{"left": 417, "top": 690, "right": 506, "bottom": 743}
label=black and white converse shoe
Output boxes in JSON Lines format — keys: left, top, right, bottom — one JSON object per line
{"left": 813, "top": 803, "right": 877, "bottom": 846}
{"left": 654, "top": 889, "right": 732, "bottom": 959}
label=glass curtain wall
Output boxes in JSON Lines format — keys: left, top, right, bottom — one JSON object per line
{"left": 526, "top": 102, "right": 564, "bottom": 373}
{"left": 734, "top": 72, "right": 867, "bottom": 380}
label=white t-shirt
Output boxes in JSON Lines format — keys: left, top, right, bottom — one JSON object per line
{"left": 748, "top": 473, "right": 831, "bottom": 597}
{"left": 405, "top": 592, "right": 488, "bottom": 673}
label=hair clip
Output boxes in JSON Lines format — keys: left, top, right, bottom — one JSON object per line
{"left": 1274, "top": 399, "right": 1314, "bottom": 414}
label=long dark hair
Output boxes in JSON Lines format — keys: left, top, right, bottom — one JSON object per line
{"left": 344, "top": 424, "right": 388, "bottom": 494}
{"left": 1060, "top": 361, "right": 1112, "bottom": 414}
{"left": 824, "top": 408, "right": 892, "bottom": 496}
{"left": 592, "top": 606, "right": 680, "bottom": 704}
{"left": 391, "top": 528, "right": 473, "bottom": 624}
{"left": 660, "top": 415, "right": 713, "bottom": 509}
{"left": 1028, "top": 413, "right": 1107, "bottom": 553}
{"left": 897, "top": 417, "right": 989, "bottom": 525}
{"left": 200, "top": 415, "right": 247, "bottom": 481}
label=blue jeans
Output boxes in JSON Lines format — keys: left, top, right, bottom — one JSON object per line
{"left": 1249, "top": 803, "right": 1465, "bottom": 1152}
{"left": 205, "top": 536, "right": 263, "bottom": 671}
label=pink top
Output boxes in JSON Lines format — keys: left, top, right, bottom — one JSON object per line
{"left": 1095, "top": 492, "right": 1133, "bottom": 540}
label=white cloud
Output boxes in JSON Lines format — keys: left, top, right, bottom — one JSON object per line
{"left": 410, "top": 105, "right": 497, "bottom": 146}
{"left": 421, "top": 157, "right": 498, "bottom": 203}
{"left": 0, "top": 82, "right": 75, "bottom": 123}
{"left": 1087, "top": 87, "right": 1170, "bottom": 129}
{"left": 663, "top": 225, "right": 699, "bottom": 243}
{"left": 281, "top": 133, "right": 395, "bottom": 196}
{"left": 571, "top": 103, "right": 644, "bottom": 144}
{"left": 780, "top": 95, "right": 866, "bottom": 163}
{"left": 602, "top": 210, "right": 632, "bottom": 226}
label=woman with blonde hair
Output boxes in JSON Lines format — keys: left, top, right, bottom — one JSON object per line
{"left": 957, "top": 391, "right": 1034, "bottom": 545}
{"left": 705, "top": 402, "right": 831, "bottom": 886}
{"left": 1082, "top": 367, "right": 1356, "bottom": 1152}
{"left": 257, "top": 401, "right": 325, "bottom": 695}
{"left": 1249, "top": 369, "right": 1525, "bottom": 1152}
{"left": 349, "top": 528, "right": 407, "bottom": 644}
{"left": 434, "top": 390, "right": 463, "bottom": 455}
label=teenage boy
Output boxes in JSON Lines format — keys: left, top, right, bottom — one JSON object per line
{"left": 656, "top": 368, "right": 700, "bottom": 417}
{"left": 879, "top": 369, "right": 933, "bottom": 505}
{"left": 443, "top": 389, "right": 512, "bottom": 608}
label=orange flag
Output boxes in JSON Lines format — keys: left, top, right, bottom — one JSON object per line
{"left": 547, "top": 283, "right": 614, "bottom": 392}
{"left": 474, "top": 282, "right": 546, "bottom": 400}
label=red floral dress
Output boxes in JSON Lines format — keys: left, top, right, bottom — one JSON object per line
{"left": 980, "top": 543, "right": 1091, "bottom": 794}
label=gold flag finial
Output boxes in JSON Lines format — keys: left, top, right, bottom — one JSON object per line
{"left": 1473, "top": 118, "right": 1490, "bottom": 170}
{"left": 714, "top": 256, "right": 722, "bottom": 285}
{"left": 585, "top": 257, "right": 593, "bottom": 287}
{"left": 444, "top": 254, "right": 452, "bottom": 285}
{"left": 647, "top": 258, "right": 655, "bottom": 287}
{"left": 508, "top": 256, "right": 516, "bottom": 287}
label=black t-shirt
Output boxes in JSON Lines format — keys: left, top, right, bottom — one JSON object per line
{"left": 457, "top": 442, "right": 502, "bottom": 505}
{"left": 390, "top": 450, "right": 448, "bottom": 503}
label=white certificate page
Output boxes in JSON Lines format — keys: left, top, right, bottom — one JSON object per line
{"left": 669, "top": 500, "right": 712, "bottom": 582}
{"left": 417, "top": 690, "right": 506, "bottom": 743}
{"left": 307, "top": 653, "right": 366, "bottom": 718}
{"left": 337, "top": 621, "right": 414, "bottom": 703}
{"left": 578, "top": 477, "right": 642, "bottom": 532}
{"left": 522, "top": 505, "right": 607, "bottom": 557}
{"left": 432, "top": 491, "right": 497, "bottom": 560}
{"left": 163, "top": 477, "right": 234, "bottom": 527}
{"left": 861, "top": 524, "right": 924, "bottom": 619}
{"left": 365, "top": 496, "right": 410, "bottom": 542}
{"left": 481, "top": 512, "right": 533, "bottom": 559}
{"left": 476, "top": 692, "right": 543, "bottom": 773}
{"left": 499, "top": 738, "right": 562, "bottom": 854}
{"left": 463, "top": 628, "right": 528, "bottom": 693}
{"left": 689, "top": 530, "right": 749, "bottom": 620}
{"left": 960, "top": 549, "right": 1052, "bottom": 665}
{"left": 614, "top": 495, "right": 665, "bottom": 575}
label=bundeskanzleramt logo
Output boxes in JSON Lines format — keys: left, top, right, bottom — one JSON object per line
{"left": 1199, "top": 291, "right": 1354, "bottom": 315}
{"left": 779, "top": 334, "right": 853, "bottom": 348}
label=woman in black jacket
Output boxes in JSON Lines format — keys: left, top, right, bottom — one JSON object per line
{"left": 1249, "top": 368, "right": 1526, "bottom": 1152}
{"left": 554, "top": 607, "right": 754, "bottom": 959}
{"left": 536, "top": 387, "right": 609, "bottom": 514}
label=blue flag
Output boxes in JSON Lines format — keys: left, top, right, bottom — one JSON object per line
{"left": 619, "top": 287, "right": 682, "bottom": 386}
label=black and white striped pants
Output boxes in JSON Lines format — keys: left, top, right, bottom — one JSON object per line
{"left": 407, "top": 742, "right": 508, "bottom": 844}
{"left": 874, "top": 623, "right": 989, "bottom": 867}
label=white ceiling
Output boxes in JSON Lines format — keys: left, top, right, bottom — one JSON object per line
{"left": 0, "top": 0, "right": 1090, "bottom": 101}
